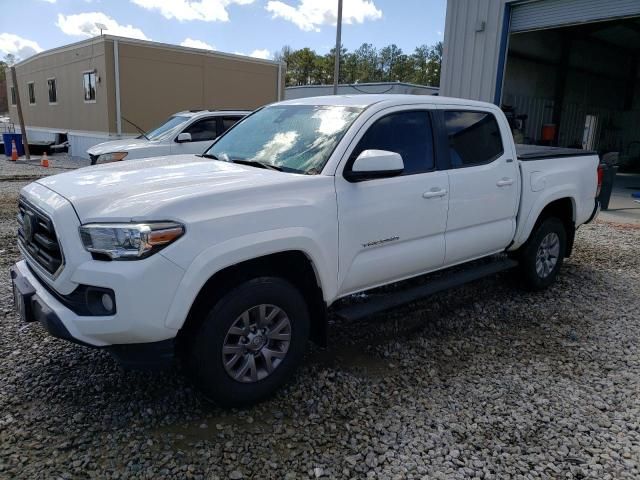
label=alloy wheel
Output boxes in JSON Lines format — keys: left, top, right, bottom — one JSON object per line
{"left": 221, "top": 304, "right": 292, "bottom": 383}
{"left": 535, "top": 232, "right": 560, "bottom": 279}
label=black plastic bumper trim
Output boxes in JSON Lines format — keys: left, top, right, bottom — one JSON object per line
{"left": 33, "top": 294, "right": 95, "bottom": 348}
{"left": 13, "top": 263, "right": 175, "bottom": 370}
{"left": 106, "top": 339, "right": 176, "bottom": 371}
{"left": 26, "top": 263, "right": 116, "bottom": 316}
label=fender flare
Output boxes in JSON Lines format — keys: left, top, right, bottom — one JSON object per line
{"left": 162, "top": 228, "right": 335, "bottom": 330}
{"left": 510, "top": 188, "right": 577, "bottom": 250}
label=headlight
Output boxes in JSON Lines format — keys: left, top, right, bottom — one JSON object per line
{"left": 95, "top": 152, "right": 128, "bottom": 164}
{"left": 79, "top": 222, "right": 184, "bottom": 260}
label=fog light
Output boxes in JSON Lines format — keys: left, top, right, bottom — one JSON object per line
{"left": 101, "top": 293, "right": 114, "bottom": 313}
{"left": 85, "top": 287, "right": 116, "bottom": 316}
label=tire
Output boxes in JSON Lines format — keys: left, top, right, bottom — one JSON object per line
{"left": 518, "top": 217, "right": 567, "bottom": 291}
{"left": 188, "top": 277, "right": 310, "bottom": 407}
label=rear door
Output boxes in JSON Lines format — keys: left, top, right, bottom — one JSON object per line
{"left": 335, "top": 107, "right": 449, "bottom": 296}
{"left": 171, "top": 117, "right": 219, "bottom": 155}
{"left": 438, "top": 107, "right": 519, "bottom": 265}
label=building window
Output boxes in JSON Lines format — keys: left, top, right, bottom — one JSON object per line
{"left": 47, "top": 78, "right": 57, "bottom": 104}
{"left": 27, "top": 82, "right": 35, "bottom": 105}
{"left": 10, "top": 86, "right": 16, "bottom": 106}
{"left": 83, "top": 71, "right": 96, "bottom": 102}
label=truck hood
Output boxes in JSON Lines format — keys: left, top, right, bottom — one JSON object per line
{"left": 36, "top": 155, "right": 304, "bottom": 222}
{"left": 86, "top": 137, "right": 156, "bottom": 156}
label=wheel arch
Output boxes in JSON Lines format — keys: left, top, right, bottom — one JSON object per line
{"left": 176, "top": 250, "right": 328, "bottom": 350}
{"left": 514, "top": 196, "right": 577, "bottom": 257}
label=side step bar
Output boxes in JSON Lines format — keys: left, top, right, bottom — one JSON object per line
{"left": 333, "top": 258, "right": 518, "bottom": 322}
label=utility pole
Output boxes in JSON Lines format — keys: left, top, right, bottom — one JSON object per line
{"left": 333, "top": 0, "right": 343, "bottom": 95}
{"left": 10, "top": 66, "right": 30, "bottom": 160}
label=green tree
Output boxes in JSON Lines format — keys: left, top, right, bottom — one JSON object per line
{"left": 411, "top": 44, "right": 432, "bottom": 85}
{"left": 288, "top": 48, "right": 318, "bottom": 85}
{"left": 278, "top": 41, "right": 443, "bottom": 88}
{"left": 341, "top": 51, "right": 358, "bottom": 84}
{"left": 324, "top": 45, "right": 348, "bottom": 84}
{"left": 379, "top": 44, "right": 404, "bottom": 82}
{"left": 353, "top": 43, "right": 378, "bottom": 82}
{"left": 273, "top": 46, "right": 294, "bottom": 84}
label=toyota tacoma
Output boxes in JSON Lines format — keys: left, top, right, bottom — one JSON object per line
{"left": 11, "top": 95, "right": 601, "bottom": 406}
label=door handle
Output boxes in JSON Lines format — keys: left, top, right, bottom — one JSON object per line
{"left": 423, "top": 188, "right": 448, "bottom": 199}
{"left": 496, "top": 178, "right": 514, "bottom": 187}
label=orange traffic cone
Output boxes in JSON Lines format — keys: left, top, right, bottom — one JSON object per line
{"left": 10, "top": 140, "right": 18, "bottom": 161}
{"left": 41, "top": 152, "right": 49, "bottom": 168}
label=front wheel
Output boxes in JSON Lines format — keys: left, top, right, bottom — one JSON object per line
{"left": 517, "top": 217, "right": 567, "bottom": 290}
{"left": 188, "top": 277, "right": 310, "bottom": 407}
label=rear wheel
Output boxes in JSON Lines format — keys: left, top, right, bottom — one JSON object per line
{"left": 518, "top": 217, "right": 567, "bottom": 290}
{"left": 188, "top": 277, "right": 310, "bottom": 407}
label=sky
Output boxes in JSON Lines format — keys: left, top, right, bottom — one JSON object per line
{"left": 0, "top": 0, "right": 446, "bottom": 62}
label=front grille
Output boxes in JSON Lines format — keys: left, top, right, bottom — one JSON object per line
{"left": 17, "top": 197, "right": 64, "bottom": 276}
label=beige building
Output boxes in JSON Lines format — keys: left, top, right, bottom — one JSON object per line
{"left": 5, "top": 35, "right": 284, "bottom": 158}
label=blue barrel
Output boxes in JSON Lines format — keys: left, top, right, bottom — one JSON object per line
{"left": 3, "top": 133, "right": 25, "bottom": 157}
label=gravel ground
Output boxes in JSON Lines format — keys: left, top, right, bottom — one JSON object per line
{"left": 0, "top": 153, "right": 89, "bottom": 178}
{"left": 0, "top": 173, "right": 639, "bottom": 479}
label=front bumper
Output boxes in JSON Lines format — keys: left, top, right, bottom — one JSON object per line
{"left": 11, "top": 259, "right": 182, "bottom": 369}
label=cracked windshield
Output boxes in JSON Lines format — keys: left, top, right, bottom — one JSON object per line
{"left": 206, "top": 105, "right": 363, "bottom": 174}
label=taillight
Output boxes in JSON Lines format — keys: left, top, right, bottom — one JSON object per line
{"left": 596, "top": 164, "right": 604, "bottom": 197}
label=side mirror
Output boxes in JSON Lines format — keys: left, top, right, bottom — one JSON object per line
{"left": 345, "top": 149, "right": 404, "bottom": 182}
{"left": 176, "top": 132, "right": 192, "bottom": 143}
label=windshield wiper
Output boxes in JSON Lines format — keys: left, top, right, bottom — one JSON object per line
{"left": 198, "top": 153, "right": 219, "bottom": 160}
{"left": 122, "top": 116, "right": 150, "bottom": 140}
{"left": 231, "top": 159, "right": 284, "bottom": 172}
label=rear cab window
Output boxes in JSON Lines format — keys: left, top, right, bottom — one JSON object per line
{"left": 444, "top": 111, "right": 504, "bottom": 167}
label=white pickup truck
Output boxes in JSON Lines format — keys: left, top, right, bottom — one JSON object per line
{"left": 11, "top": 95, "right": 601, "bottom": 406}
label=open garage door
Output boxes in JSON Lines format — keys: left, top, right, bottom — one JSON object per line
{"left": 511, "top": 0, "right": 640, "bottom": 33}
{"left": 501, "top": 13, "right": 640, "bottom": 172}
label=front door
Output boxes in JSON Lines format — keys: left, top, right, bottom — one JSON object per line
{"left": 335, "top": 108, "right": 449, "bottom": 297}
{"left": 439, "top": 108, "right": 519, "bottom": 265}
{"left": 171, "top": 117, "right": 219, "bottom": 155}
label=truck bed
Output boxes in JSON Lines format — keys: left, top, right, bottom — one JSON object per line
{"left": 516, "top": 144, "right": 597, "bottom": 161}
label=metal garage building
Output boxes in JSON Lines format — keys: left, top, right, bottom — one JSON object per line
{"left": 441, "top": 0, "right": 640, "bottom": 164}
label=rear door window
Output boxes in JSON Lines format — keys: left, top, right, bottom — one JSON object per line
{"left": 219, "top": 116, "right": 243, "bottom": 135}
{"left": 444, "top": 111, "right": 504, "bottom": 168}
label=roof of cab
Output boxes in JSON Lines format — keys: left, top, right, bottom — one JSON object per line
{"left": 276, "top": 94, "right": 498, "bottom": 110}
